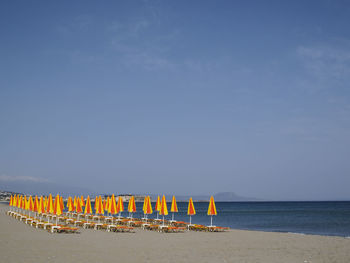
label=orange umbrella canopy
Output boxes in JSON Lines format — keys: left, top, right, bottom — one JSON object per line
{"left": 38, "top": 196, "right": 45, "bottom": 214}
{"left": 187, "top": 197, "right": 196, "bottom": 215}
{"left": 60, "top": 196, "right": 64, "bottom": 211}
{"left": 144, "top": 196, "right": 153, "bottom": 214}
{"left": 17, "top": 195, "right": 22, "bottom": 208}
{"left": 84, "top": 195, "right": 93, "bottom": 214}
{"left": 74, "top": 196, "right": 78, "bottom": 208}
{"left": 22, "top": 196, "right": 27, "bottom": 210}
{"left": 94, "top": 196, "right": 98, "bottom": 210}
{"left": 11, "top": 195, "right": 16, "bottom": 207}
{"left": 53, "top": 194, "right": 62, "bottom": 216}
{"left": 207, "top": 196, "right": 217, "bottom": 216}
{"left": 96, "top": 196, "right": 104, "bottom": 215}
{"left": 76, "top": 196, "right": 83, "bottom": 213}
{"left": 46, "top": 194, "right": 54, "bottom": 214}
{"left": 80, "top": 196, "right": 85, "bottom": 207}
{"left": 170, "top": 196, "right": 178, "bottom": 213}
{"left": 109, "top": 194, "right": 117, "bottom": 215}
{"left": 28, "top": 196, "right": 34, "bottom": 211}
{"left": 68, "top": 196, "right": 74, "bottom": 212}
{"left": 116, "top": 196, "right": 124, "bottom": 213}
{"left": 33, "top": 196, "right": 39, "bottom": 212}
{"left": 128, "top": 196, "right": 137, "bottom": 213}
{"left": 9, "top": 195, "right": 13, "bottom": 206}
{"left": 159, "top": 195, "right": 168, "bottom": 216}
{"left": 155, "top": 196, "right": 161, "bottom": 212}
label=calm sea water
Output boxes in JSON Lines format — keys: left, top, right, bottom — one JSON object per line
{"left": 94, "top": 201, "right": 350, "bottom": 237}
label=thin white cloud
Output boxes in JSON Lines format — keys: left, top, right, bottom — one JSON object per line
{"left": 0, "top": 174, "right": 50, "bottom": 183}
{"left": 297, "top": 45, "right": 350, "bottom": 80}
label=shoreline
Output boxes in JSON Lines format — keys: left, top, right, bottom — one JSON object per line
{"left": 1, "top": 203, "right": 350, "bottom": 263}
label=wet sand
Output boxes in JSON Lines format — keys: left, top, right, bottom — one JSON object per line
{"left": 1, "top": 203, "right": 349, "bottom": 263}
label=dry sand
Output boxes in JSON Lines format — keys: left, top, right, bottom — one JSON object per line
{"left": 1, "top": 203, "right": 349, "bottom": 263}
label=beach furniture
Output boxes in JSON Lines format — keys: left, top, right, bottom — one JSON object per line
{"left": 170, "top": 196, "right": 178, "bottom": 222}
{"left": 115, "top": 225, "right": 134, "bottom": 233}
{"left": 187, "top": 197, "right": 196, "bottom": 228}
{"left": 207, "top": 226, "right": 230, "bottom": 232}
{"left": 127, "top": 196, "right": 137, "bottom": 220}
{"left": 207, "top": 196, "right": 217, "bottom": 227}
{"left": 159, "top": 195, "right": 168, "bottom": 226}
{"left": 106, "top": 224, "right": 117, "bottom": 232}
{"left": 56, "top": 227, "right": 79, "bottom": 234}
{"left": 155, "top": 196, "right": 161, "bottom": 220}
{"left": 116, "top": 196, "right": 124, "bottom": 220}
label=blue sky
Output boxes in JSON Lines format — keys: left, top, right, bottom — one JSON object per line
{"left": 1, "top": 0, "right": 350, "bottom": 200}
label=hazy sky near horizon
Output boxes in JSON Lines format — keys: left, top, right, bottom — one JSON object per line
{"left": 1, "top": 0, "right": 350, "bottom": 200}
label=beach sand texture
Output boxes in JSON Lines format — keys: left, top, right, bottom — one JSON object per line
{"left": 1, "top": 204, "right": 349, "bottom": 263}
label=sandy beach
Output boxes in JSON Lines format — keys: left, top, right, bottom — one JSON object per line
{"left": 1, "top": 203, "right": 349, "bottom": 263}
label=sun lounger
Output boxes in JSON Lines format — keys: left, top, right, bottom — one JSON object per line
{"left": 56, "top": 227, "right": 79, "bottom": 234}
{"left": 83, "top": 222, "right": 95, "bottom": 229}
{"left": 50, "top": 225, "right": 61, "bottom": 233}
{"left": 188, "top": 224, "right": 208, "bottom": 231}
{"left": 104, "top": 217, "right": 113, "bottom": 223}
{"left": 162, "top": 226, "right": 186, "bottom": 233}
{"left": 115, "top": 225, "right": 134, "bottom": 233}
{"left": 25, "top": 217, "right": 34, "bottom": 224}
{"left": 36, "top": 222, "right": 45, "bottom": 229}
{"left": 207, "top": 226, "right": 230, "bottom": 232}
{"left": 128, "top": 221, "right": 143, "bottom": 227}
{"left": 74, "top": 220, "right": 84, "bottom": 227}
{"left": 94, "top": 223, "right": 106, "bottom": 230}
{"left": 65, "top": 218, "right": 74, "bottom": 224}
{"left": 44, "top": 222, "right": 53, "bottom": 230}
{"left": 106, "top": 224, "right": 117, "bottom": 232}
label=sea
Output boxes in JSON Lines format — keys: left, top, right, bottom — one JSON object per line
{"left": 117, "top": 201, "right": 350, "bottom": 237}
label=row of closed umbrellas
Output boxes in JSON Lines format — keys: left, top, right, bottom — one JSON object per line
{"left": 9, "top": 194, "right": 218, "bottom": 226}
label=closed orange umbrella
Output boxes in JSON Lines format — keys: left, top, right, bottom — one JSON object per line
{"left": 17, "top": 195, "right": 22, "bottom": 211}
{"left": 76, "top": 196, "right": 83, "bottom": 219}
{"left": 93, "top": 196, "right": 97, "bottom": 209}
{"left": 9, "top": 195, "right": 13, "bottom": 212}
{"left": 187, "top": 197, "right": 196, "bottom": 225}
{"left": 145, "top": 196, "right": 153, "bottom": 215}
{"left": 81, "top": 195, "right": 85, "bottom": 207}
{"left": 142, "top": 196, "right": 148, "bottom": 219}
{"left": 116, "top": 196, "right": 124, "bottom": 219}
{"left": 74, "top": 196, "right": 78, "bottom": 210}
{"left": 33, "top": 196, "right": 39, "bottom": 219}
{"left": 67, "top": 196, "right": 74, "bottom": 214}
{"left": 159, "top": 195, "right": 168, "bottom": 226}
{"left": 53, "top": 194, "right": 62, "bottom": 226}
{"left": 22, "top": 195, "right": 27, "bottom": 211}
{"left": 103, "top": 198, "right": 107, "bottom": 210}
{"left": 96, "top": 196, "right": 104, "bottom": 215}
{"left": 108, "top": 194, "right": 117, "bottom": 215}
{"left": 84, "top": 195, "right": 92, "bottom": 223}
{"left": 60, "top": 196, "right": 64, "bottom": 212}
{"left": 128, "top": 196, "right": 136, "bottom": 219}
{"left": 46, "top": 194, "right": 54, "bottom": 214}
{"left": 207, "top": 196, "right": 217, "bottom": 226}
{"left": 155, "top": 195, "right": 161, "bottom": 220}
{"left": 28, "top": 196, "right": 34, "bottom": 218}
{"left": 38, "top": 196, "right": 45, "bottom": 220}
{"left": 95, "top": 196, "right": 104, "bottom": 223}
{"left": 170, "top": 196, "right": 178, "bottom": 222}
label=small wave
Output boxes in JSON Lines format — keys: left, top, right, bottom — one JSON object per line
{"left": 288, "top": 232, "right": 306, "bottom": 235}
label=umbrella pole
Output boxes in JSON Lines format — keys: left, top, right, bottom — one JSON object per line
{"left": 163, "top": 215, "right": 165, "bottom": 226}
{"left": 210, "top": 215, "right": 213, "bottom": 227}
{"left": 157, "top": 212, "right": 159, "bottom": 220}
{"left": 172, "top": 212, "right": 174, "bottom": 221}
{"left": 190, "top": 215, "right": 192, "bottom": 225}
